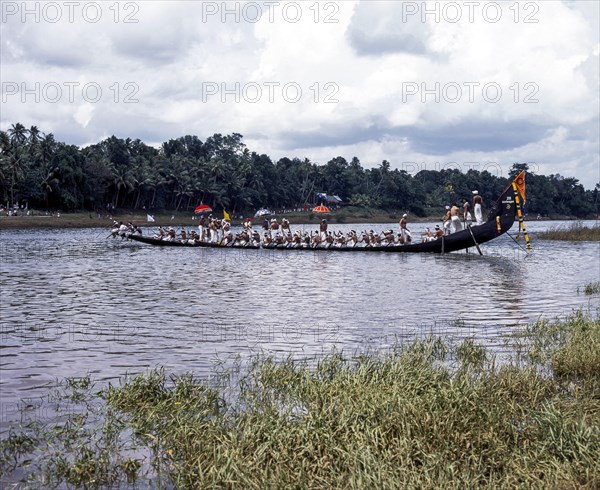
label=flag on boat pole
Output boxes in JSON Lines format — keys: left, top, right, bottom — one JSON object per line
{"left": 514, "top": 170, "right": 526, "bottom": 204}
{"left": 511, "top": 173, "right": 532, "bottom": 251}
{"left": 223, "top": 209, "right": 230, "bottom": 221}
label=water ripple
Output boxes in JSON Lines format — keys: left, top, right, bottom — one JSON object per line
{"left": 1, "top": 222, "right": 598, "bottom": 426}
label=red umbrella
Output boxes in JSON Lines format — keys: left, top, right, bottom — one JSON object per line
{"left": 194, "top": 204, "right": 212, "bottom": 214}
{"left": 312, "top": 205, "right": 331, "bottom": 213}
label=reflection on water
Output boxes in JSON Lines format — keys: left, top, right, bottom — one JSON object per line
{"left": 1, "top": 222, "right": 599, "bottom": 425}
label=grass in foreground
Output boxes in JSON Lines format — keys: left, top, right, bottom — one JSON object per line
{"left": 537, "top": 221, "right": 600, "bottom": 241}
{"left": 1, "top": 313, "right": 599, "bottom": 489}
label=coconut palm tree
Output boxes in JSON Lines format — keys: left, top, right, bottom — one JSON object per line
{"left": 8, "top": 123, "right": 28, "bottom": 145}
{"left": 28, "top": 125, "right": 42, "bottom": 145}
{"left": 111, "top": 164, "right": 134, "bottom": 207}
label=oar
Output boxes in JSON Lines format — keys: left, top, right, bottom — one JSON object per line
{"left": 467, "top": 225, "right": 483, "bottom": 255}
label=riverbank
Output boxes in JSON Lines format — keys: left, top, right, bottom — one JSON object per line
{"left": 2, "top": 309, "right": 598, "bottom": 489}
{"left": 1, "top": 208, "right": 596, "bottom": 230}
{"left": 0, "top": 210, "right": 426, "bottom": 229}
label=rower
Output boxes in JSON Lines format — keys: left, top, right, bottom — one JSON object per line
{"left": 270, "top": 218, "right": 279, "bottom": 238}
{"left": 346, "top": 230, "right": 357, "bottom": 247}
{"left": 324, "top": 231, "right": 334, "bottom": 248}
{"left": 262, "top": 232, "right": 272, "bottom": 246}
{"left": 293, "top": 232, "right": 302, "bottom": 247}
{"left": 224, "top": 230, "right": 234, "bottom": 246}
{"left": 421, "top": 228, "right": 434, "bottom": 243}
{"left": 372, "top": 231, "right": 381, "bottom": 246}
{"left": 311, "top": 231, "right": 322, "bottom": 248}
{"left": 384, "top": 229, "right": 395, "bottom": 245}
{"left": 362, "top": 231, "right": 370, "bottom": 247}
{"left": 235, "top": 231, "right": 247, "bottom": 246}
{"left": 285, "top": 232, "right": 294, "bottom": 247}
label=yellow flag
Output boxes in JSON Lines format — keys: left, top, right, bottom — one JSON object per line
{"left": 514, "top": 171, "right": 526, "bottom": 204}
{"left": 223, "top": 209, "right": 231, "bottom": 221}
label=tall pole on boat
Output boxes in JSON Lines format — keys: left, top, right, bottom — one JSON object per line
{"left": 512, "top": 182, "right": 532, "bottom": 251}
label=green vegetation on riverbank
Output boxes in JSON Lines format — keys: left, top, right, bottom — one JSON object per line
{"left": 537, "top": 221, "right": 600, "bottom": 241}
{"left": 2, "top": 208, "right": 598, "bottom": 231}
{"left": 2, "top": 124, "right": 598, "bottom": 220}
{"left": 2, "top": 311, "right": 599, "bottom": 489}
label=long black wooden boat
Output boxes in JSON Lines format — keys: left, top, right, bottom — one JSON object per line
{"left": 123, "top": 182, "right": 522, "bottom": 254}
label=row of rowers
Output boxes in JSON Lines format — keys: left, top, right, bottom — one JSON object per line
{"left": 153, "top": 219, "right": 446, "bottom": 247}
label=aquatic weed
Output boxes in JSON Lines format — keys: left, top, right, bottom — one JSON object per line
{"left": 582, "top": 281, "right": 600, "bottom": 295}
{"left": 538, "top": 221, "right": 600, "bottom": 241}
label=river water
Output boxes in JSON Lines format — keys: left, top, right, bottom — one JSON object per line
{"left": 1, "top": 220, "right": 599, "bottom": 428}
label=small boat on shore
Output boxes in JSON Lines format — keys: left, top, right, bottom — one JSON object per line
{"left": 121, "top": 178, "right": 526, "bottom": 254}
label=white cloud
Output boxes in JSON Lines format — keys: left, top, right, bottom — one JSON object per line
{"left": 1, "top": 0, "right": 598, "bottom": 188}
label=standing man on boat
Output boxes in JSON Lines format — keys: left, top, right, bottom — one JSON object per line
{"left": 320, "top": 219, "right": 328, "bottom": 240}
{"left": 462, "top": 198, "right": 473, "bottom": 226}
{"left": 399, "top": 214, "right": 411, "bottom": 243}
{"left": 198, "top": 215, "right": 206, "bottom": 241}
{"left": 442, "top": 206, "right": 452, "bottom": 235}
{"left": 472, "top": 191, "right": 484, "bottom": 225}
{"left": 209, "top": 217, "right": 217, "bottom": 242}
{"left": 450, "top": 204, "right": 462, "bottom": 233}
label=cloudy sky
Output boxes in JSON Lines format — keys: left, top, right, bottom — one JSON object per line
{"left": 1, "top": 0, "right": 598, "bottom": 188}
